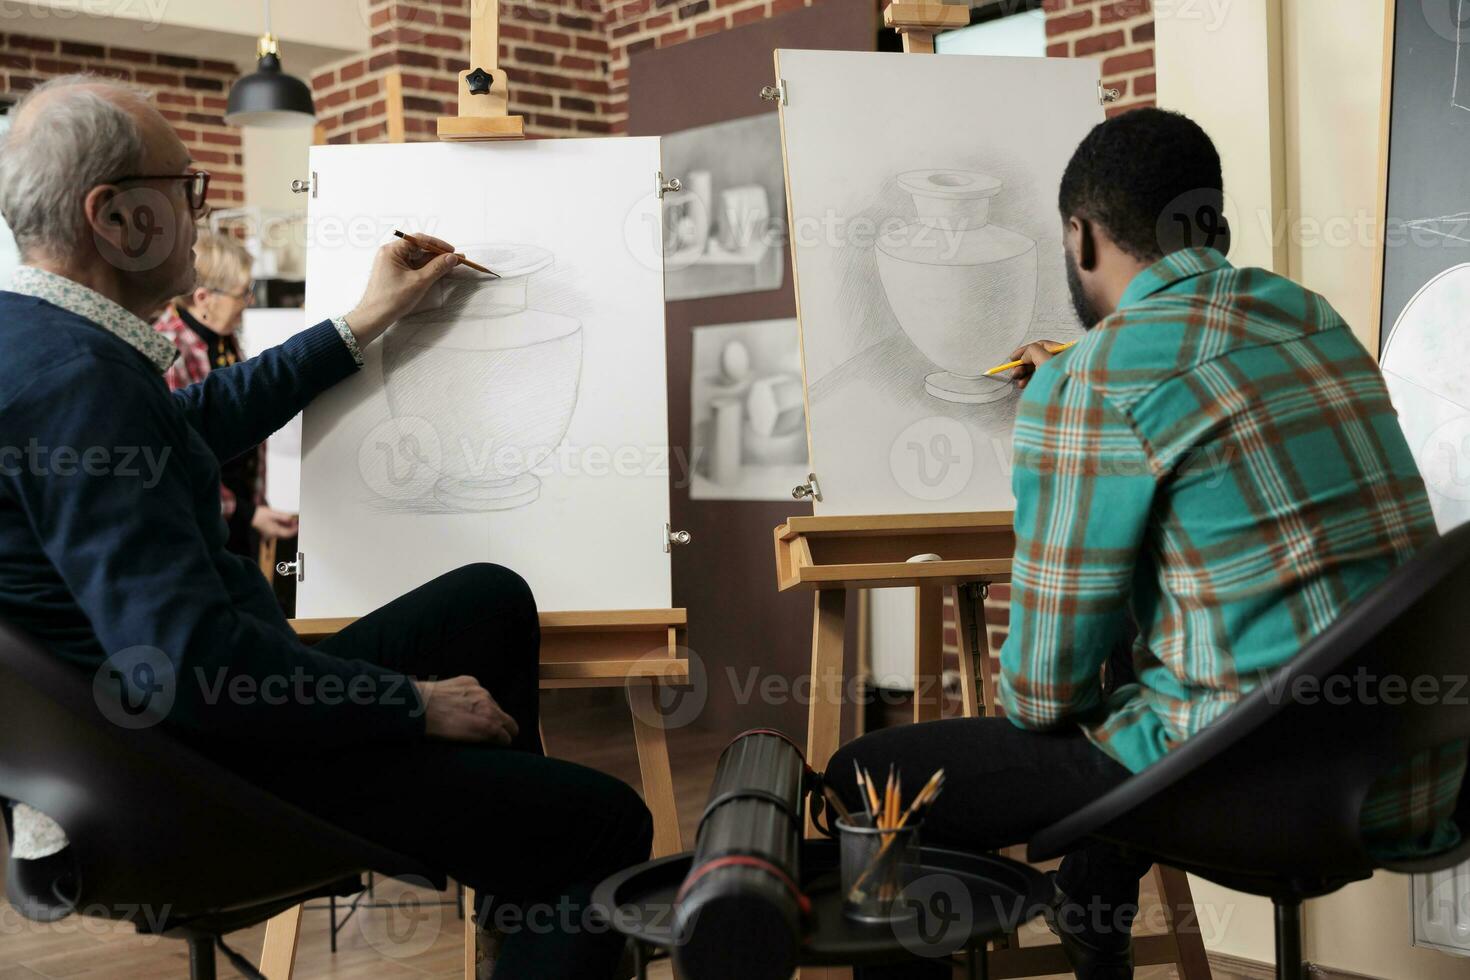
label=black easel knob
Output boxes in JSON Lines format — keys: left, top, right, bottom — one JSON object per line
{"left": 466, "top": 67, "right": 494, "bottom": 95}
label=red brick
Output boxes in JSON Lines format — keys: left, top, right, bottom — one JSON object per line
{"left": 108, "top": 48, "right": 154, "bottom": 65}
{"left": 1074, "top": 29, "right": 1125, "bottom": 56}
{"left": 135, "top": 70, "right": 182, "bottom": 87}
{"left": 59, "top": 41, "right": 105, "bottom": 58}
{"left": 694, "top": 16, "right": 727, "bottom": 36}
{"left": 1046, "top": 10, "right": 1093, "bottom": 36}
{"left": 201, "top": 96, "right": 229, "bottom": 111}
{"left": 1046, "top": 41, "right": 1069, "bottom": 57}
{"left": 184, "top": 75, "right": 226, "bottom": 91}
{"left": 192, "top": 148, "right": 230, "bottom": 164}
{"left": 33, "top": 58, "right": 83, "bottom": 74}
{"left": 771, "top": 0, "right": 802, "bottom": 15}
{"left": 1102, "top": 49, "right": 1152, "bottom": 75}
{"left": 341, "top": 60, "right": 366, "bottom": 82}
{"left": 658, "top": 26, "right": 692, "bottom": 45}
{"left": 423, "top": 31, "right": 464, "bottom": 51}
{"left": 312, "top": 69, "right": 336, "bottom": 91}
{"left": 7, "top": 36, "right": 55, "bottom": 53}
{"left": 319, "top": 89, "right": 352, "bottom": 108}
{"left": 561, "top": 94, "right": 596, "bottom": 112}
{"left": 519, "top": 90, "right": 554, "bottom": 107}
{"left": 1134, "top": 71, "right": 1156, "bottom": 96}
{"left": 515, "top": 45, "right": 557, "bottom": 65}
{"left": 156, "top": 91, "right": 197, "bottom": 107}
{"left": 1133, "top": 21, "right": 1155, "bottom": 43}
{"left": 356, "top": 122, "right": 389, "bottom": 141}
{"left": 202, "top": 130, "right": 243, "bottom": 147}
{"left": 0, "top": 54, "right": 29, "bottom": 70}
{"left": 1100, "top": 0, "right": 1151, "bottom": 24}
{"left": 355, "top": 79, "right": 383, "bottom": 99}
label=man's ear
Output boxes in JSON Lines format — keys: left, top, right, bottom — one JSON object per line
{"left": 1074, "top": 215, "right": 1099, "bottom": 272}
{"left": 83, "top": 184, "right": 124, "bottom": 250}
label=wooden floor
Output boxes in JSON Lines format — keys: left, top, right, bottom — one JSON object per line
{"left": 0, "top": 689, "right": 1252, "bottom": 980}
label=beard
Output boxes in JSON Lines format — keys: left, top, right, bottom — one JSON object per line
{"left": 1065, "top": 248, "right": 1103, "bottom": 331}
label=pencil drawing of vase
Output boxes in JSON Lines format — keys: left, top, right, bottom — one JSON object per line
{"left": 876, "top": 170, "right": 1037, "bottom": 404}
{"left": 382, "top": 244, "right": 582, "bottom": 511}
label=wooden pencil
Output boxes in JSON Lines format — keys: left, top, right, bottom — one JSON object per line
{"left": 392, "top": 229, "right": 498, "bottom": 277}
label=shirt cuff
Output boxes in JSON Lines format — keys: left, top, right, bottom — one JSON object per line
{"left": 332, "top": 314, "right": 364, "bottom": 367}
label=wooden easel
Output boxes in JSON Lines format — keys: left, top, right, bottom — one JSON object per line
{"left": 257, "top": 8, "right": 690, "bottom": 978}
{"left": 783, "top": 7, "right": 1213, "bottom": 979}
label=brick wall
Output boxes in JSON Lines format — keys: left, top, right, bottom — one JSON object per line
{"left": 310, "top": 0, "right": 613, "bottom": 143}
{"left": 1045, "top": 0, "right": 1156, "bottom": 116}
{"left": 0, "top": 33, "right": 245, "bottom": 206}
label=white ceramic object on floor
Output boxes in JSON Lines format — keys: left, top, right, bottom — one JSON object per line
{"left": 876, "top": 169, "right": 1037, "bottom": 404}
{"left": 382, "top": 244, "right": 582, "bottom": 511}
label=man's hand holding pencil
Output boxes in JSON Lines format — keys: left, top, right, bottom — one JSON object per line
{"left": 987, "top": 339, "right": 1077, "bottom": 390}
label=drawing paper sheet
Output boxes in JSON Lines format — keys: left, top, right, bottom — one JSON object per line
{"left": 775, "top": 50, "right": 1103, "bottom": 515}
{"left": 298, "top": 139, "right": 671, "bottom": 617}
{"left": 242, "top": 308, "right": 308, "bottom": 514}
{"left": 1382, "top": 262, "right": 1470, "bottom": 533}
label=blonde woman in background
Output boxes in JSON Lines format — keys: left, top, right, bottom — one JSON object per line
{"left": 154, "top": 231, "right": 298, "bottom": 558}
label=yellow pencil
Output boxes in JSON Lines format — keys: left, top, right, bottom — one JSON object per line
{"left": 984, "top": 340, "right": 1078, "bottom": 377}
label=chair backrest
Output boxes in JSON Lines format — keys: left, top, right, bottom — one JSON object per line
{"left": 0, "top": 619, "right": 437, "bottom": 928}
{"left": 1029, "top": 521, "right": 1470, "bottom": 893}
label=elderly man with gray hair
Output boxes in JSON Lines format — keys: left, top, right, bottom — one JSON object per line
{"left": 0, "top": 76, "right": 651, "bottom": 978}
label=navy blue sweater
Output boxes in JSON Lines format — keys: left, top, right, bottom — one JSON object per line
{"left": 0, "top": 292, "right": 424, "bottom": 744}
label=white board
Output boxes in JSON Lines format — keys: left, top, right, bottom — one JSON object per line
{"left": 775, "top": 50, "right": 1104, "bottom": 515}
{"left": 241, "top": 308, "right": 309, "bottom": 514}
{"left": 1382, "top": 262, "right": 1470, "bottom": 533}
{"left": 297, "top": 139, "right": 671, "bottom": 617}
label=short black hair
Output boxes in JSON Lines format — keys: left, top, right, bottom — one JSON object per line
{"left": 1058, "top": 108, "right": 1226, "bottom": 263}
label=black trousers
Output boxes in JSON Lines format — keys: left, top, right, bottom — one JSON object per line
{"left": 212, "top": 564, "right": 653, "bottom": 980}
{"left": 830, "top": 718, "right": 1152, "bottom": 978}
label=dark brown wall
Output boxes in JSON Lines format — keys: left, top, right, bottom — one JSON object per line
{"left": 630, "top": 0, "right": 877, "bottom": 737}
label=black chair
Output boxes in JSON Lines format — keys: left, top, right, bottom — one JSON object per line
{"left": 0, "top": 619, "right": 445, "bottom": 979}
{"left": 1029, "top": 521, "right": 1470, "bottom": 980}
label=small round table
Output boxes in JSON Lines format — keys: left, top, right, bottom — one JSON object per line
{"left": 593, "top": 839, "right": 1050, "bottom": 979}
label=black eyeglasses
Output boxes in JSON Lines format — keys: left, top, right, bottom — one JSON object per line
{"left": 110, "top": 170, "right": 212, "bottom": 214}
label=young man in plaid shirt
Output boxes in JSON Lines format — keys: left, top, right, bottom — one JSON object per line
{"left": 833, "top": 109, "right": 1465, "bottom": 979}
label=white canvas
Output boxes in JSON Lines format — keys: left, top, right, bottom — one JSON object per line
{"left": 690, "top": 319, "right": 808, "bottom": 500}
{"left": 775, "top": 50, "right": 1104, "bottom": 515}
{"left": 297, "top": 139, "right": 672, "bottom": 617}
{"left": 1382, "top": 262, "right": 1470, "bottom": 533}
{"left": 241, "top": 308, "right": 309, "bottom": 514}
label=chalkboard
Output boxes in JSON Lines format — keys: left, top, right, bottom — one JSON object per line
{"left": 1377, "top": 0, "right": 1470, "bottom": 533}
{"left": 1377, "top": 0, "right": 1470, "bottom": 347}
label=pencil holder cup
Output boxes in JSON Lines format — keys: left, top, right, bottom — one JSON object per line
{"left": 837, "top": 816, "right": 922, "bottom": 923}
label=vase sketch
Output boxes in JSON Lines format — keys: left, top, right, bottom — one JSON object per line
{"left": 875, "top": 169, "right": 1038, "bottom": 404}
{"left": 382, "top": 244, "right": 582, "bottom": 511}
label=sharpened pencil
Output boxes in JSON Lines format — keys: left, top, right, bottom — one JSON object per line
{"left": 393, "top": 230, "right": 498, "bottom": 277}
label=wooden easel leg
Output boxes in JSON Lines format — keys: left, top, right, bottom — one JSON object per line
{"left": 975, "top": 590, "right": 999, "bottom": 719}
{"left": 259, "top": 904, "right": 302, "bottom": 979}
{"left": 952, "top": 585, "right": 980, "bottom": 719}
{"left": 463, "top": 886, "right": 477, "bottom": 980}
{"left": 913, "top": 586, "right": 945, "bottom": 724}
{"left": 806, "top": 589, "right": 848, "bottom": 835}
{"left": 1155, "top": 865, "right": 1213, "bottom": 979}
{"left": 627, "top": 680, "right": 683, "bottom": 857}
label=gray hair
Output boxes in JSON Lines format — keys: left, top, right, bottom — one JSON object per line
{"left": 0, "top": 75, "right": 151, "bottom": 260}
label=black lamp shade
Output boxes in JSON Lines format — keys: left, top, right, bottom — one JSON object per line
{"left": 226, "top": 52, "right": 316, "bottom": 129}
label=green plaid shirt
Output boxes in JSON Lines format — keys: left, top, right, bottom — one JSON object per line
{"left": 998, "top": 247, "right": 1465, "bottom": 858}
